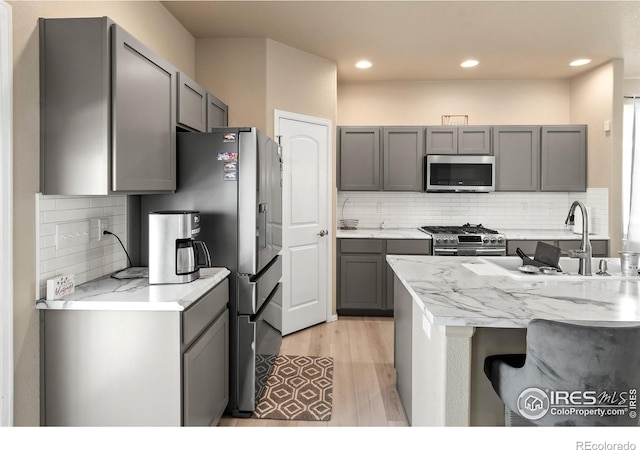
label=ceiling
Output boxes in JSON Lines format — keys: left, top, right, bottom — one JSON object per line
{"left": 162, "top": 1, "right": 640, "bottom": 82}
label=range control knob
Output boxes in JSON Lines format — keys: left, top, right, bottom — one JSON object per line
{"left": 482, "top": 237, "right": 490, "bottom": 244}
{"left": 497, "top": 236, "right": 504, "bottom": 243}
{"left": 436, "top": 238, "right": 442, "bottom": 244}
{"left": 442, "top": 238, "right": 449, "bottom": 244}
{"left": 491, "top": 238, "right": 497, "bottom": 243}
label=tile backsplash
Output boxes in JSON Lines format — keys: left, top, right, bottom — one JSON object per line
{"left": 36, "top": 194, "right": 128, "bottom": 299}
{"left": 337, "top": 188, "right": 609, "bottom": 235}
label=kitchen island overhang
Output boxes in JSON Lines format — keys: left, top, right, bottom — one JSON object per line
{"left": 387, "top": 255, "right": 640, "bottom": 426}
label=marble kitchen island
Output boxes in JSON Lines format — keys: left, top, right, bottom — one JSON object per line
{"left": 387, "top": 255, "right": 640, "bottom": 426}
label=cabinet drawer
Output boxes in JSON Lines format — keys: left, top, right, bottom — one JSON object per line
{"left": 506, "top": 240, "right": 554, "bottom": 256}
{"left": 386, "top": 239, "right": 431, "bottom": 255}
{"left": 340, "top": 239, "right": 384, "bottom": 254}
{"left": 182, "top": 278, "right": 229, "bottom": 345}
{"left": 557, "top": 239, "right": 609, "bottom": 257}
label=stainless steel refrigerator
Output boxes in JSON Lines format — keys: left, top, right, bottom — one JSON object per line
{"left": 140, "top": 127, "right": 283, "bottom": 417}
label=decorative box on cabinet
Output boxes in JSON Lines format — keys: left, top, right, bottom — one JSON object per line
{"left": 40, "top": 17, "right": 177, "bottom": 195}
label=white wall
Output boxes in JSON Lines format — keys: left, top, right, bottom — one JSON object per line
{"left": 338, "top": 79, "right": 571, "bottom": 125}
{"left": 570, "top": 60, "right": 624, "bottom": 254}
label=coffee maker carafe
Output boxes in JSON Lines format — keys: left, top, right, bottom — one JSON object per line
{"left": 148, "top": 211, "right": 211, "bottom": 284}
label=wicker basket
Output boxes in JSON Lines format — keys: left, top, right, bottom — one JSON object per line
{"left": 339, "top": 219, "right": 359, "bottom": 230}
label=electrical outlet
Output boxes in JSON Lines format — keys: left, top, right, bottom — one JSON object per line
{"left": 97, "top": 218, "right": 109, "bottom": 241}
{"left": 55, "top": 220, "right": 90, "bottom": 249}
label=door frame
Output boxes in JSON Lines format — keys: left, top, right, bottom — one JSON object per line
{"left": 274, "top": 109, "right": 334, "bottom": 325}
{"left": 0, "top": 0, "right": 13, "bottom": 426}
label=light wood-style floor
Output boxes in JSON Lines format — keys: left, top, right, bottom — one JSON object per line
{"left": 218, "top": 316, "right": 409, "bottom": 427}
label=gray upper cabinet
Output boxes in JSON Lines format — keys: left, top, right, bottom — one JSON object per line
{"left": 426, "top": 126, "right": 492, "bottom": 155}
{"left": 112, "top": 25, "right": 176, "bottom": 192}
{"left": 339, "top": 127, "right": 381, "bottom": 190}
{"left": 425, "top": 126, "right": 457, "bottom": 154}
{"left": 383, "top": 127, "right": 424, "bottom": 191}
{"left": 206, "top": 92, "right": 229, "bottom": 129}
{"left": 339, "top": 126, "right": 424, "bottom": 191}
{"left": 177, "top": 72, "right": 207, "bottom": 132}
{"left": 541, "top": 125, "right": 587, "bottom": 192}
{"left": 458, "top": 126, "right": 492, "bottom": 154}
{"left": 494, "top": 126, "right": 540, "bottom": 191}
{"left": 177, "top": 72, "right": 229, "bottom": 131}
{"left": 40, "top": 17, "right": 177, "bottom": 195}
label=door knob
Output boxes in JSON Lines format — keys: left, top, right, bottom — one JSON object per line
{"left": 318, "top": 230, "right": 328, "bottom": 237}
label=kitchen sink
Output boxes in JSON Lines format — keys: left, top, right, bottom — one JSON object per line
{"left": 476, "top": 256, "right": 635, "bottom": 280}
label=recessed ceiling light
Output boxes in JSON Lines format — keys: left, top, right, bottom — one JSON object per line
{"left": 570, "top": 59, "right": 592, "bottom": 67}
{"left": 461, "top": 60, "right": 479, "bottom": 68}
{"left": 355, "top": 60, "right": 372, "bottom": 69}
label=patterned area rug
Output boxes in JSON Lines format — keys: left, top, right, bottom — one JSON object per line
{"left": 253, "top": 355, "right": 333, "bottom": 421}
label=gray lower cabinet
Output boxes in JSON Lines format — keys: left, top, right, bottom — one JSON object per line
{"left": 338, "top": 127, "right": 424, "bottom": 191}
{"left": 338, "top": 238, "right": 431, "bottom": 315}
{"left": 507, "top": 239, "right": 609, "bottom": 257}
{"left": 426, "top": 126, "right": 492, "bottom": 155}
{"left": 393, "top": 272, "right": 413, "bottom": 424}
{"left": 541, "top": 125, "right": 587, "bottom": 191}
{"left": 40, "top": 17, "right": 177, "bottom": 195}
{"left": 494, "top": 126, "right": 540, "bottom": 191}
{"left": 41, "top": 279, "right": 230, "bottom": 426}
{"left": 207, "top": 92, "right": 229, "bottom": 129}
{"left": 177, "top": 72, "right": 207, "bottom": 132}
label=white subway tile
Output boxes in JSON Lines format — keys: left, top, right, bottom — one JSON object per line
{"left": 56, "top": 198, "right": 91, "bottom": 210}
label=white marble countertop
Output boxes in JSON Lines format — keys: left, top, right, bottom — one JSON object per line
{"left": 336, "top": 227, "right": 609, "bottom": 241}
{"left": 36, "top": 267, "right": 231, "bottom": 311}
{"left": 387, "top": 255, "right": 640, "bottom": 328}
{"left": 336, "top": 228, "right": 431, "bottom": 239}
{"left": 501, "top": 228, "right": 610, "bottom": 240}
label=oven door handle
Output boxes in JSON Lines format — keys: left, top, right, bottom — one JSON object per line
{"left": 433, "top": 248, "right": 458, "bottom": 256}
{"left": 474, "top": 248, "right": 507, "bottom": 256}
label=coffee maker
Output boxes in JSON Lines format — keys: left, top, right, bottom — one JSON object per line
{"left": 148, "top": 211, "right": 211, "bottom": 284}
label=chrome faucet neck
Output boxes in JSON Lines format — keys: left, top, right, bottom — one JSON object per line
{"left": 566, "top": 200, "right": 592, "bottom": 276}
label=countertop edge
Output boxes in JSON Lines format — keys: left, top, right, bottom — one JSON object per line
{"left": 36, "top": 267, "right": 231, "bottom": 312}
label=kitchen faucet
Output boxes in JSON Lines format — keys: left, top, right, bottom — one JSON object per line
{"left": 564, "top": 200, "right": 592, "bottom": 276}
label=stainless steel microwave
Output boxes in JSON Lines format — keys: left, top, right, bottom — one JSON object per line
{"left": 425, "top": 155, "right": 495, "bottom": 192}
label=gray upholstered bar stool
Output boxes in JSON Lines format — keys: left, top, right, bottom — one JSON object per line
{"left": 484, "top": 319, "right": 640, "bottom": 426}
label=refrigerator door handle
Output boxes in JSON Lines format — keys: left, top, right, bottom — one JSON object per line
{"left": 250, "top": 282, "right": 281, "bottom": 322}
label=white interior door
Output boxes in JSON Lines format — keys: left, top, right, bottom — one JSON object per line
{"left": 275, "top": 111, "right": 331, "bottom": 336}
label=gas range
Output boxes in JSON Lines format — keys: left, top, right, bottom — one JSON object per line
{"left": 419, "top": 223, "right": 506, "bottom": 256}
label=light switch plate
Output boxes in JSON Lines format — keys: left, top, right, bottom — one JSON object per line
{"left": 55, "top": 220, "right": 90, "bottom": 249}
